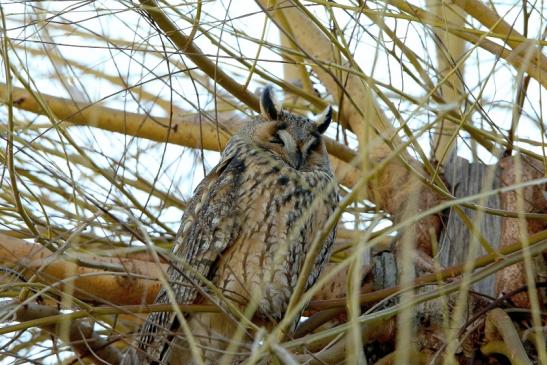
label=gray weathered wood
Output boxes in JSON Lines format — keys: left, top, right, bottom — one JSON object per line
{"left": 438, "top": 152, "right": 502, "bottom": 296}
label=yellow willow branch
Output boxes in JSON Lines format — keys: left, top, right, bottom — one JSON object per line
{"left": 385, "top": 0, "right": 547, "bottom": 88}
{"left": 452, "top": 0, "right": 547, "bottom": 72}
{"left": 139, "top": 0, "right": 261, "bottom": 112}
{"left": 12, "top": 302, "right": 122, "bottom": 365}
{"left": 2, "top": 302, "right": 219, "bottom": 338}
{"left": 304, "top": 1, "right": 547, "bottom": 47}
{"left": 12, "top": 43, "right": 183, "bottom": 115}
{"left": 483, "top": 308, "right": 533, "bottom": 365}
{"left": 428, "top": 1, "right": 466, "bottom": 164}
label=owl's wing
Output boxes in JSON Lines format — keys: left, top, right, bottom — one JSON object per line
{"left": 167, "top": 150, "right": 243, "bottom": 303}
{"left": 136, "top": 145, "right": 244, "bottom": 363}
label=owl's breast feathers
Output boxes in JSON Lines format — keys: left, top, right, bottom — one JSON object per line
{"left": 209, "top": 137, "right": 338, "bottom": 318}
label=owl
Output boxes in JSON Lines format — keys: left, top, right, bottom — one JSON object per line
{"left": 122, "top": 86, "right": 339, "bottom": 365}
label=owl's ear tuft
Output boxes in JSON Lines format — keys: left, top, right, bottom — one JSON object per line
{"left": 314, "top": 105, "right": 332, "bottom": 134}
{"left": 260, "top": 85, "right": 282, "bottom": 121}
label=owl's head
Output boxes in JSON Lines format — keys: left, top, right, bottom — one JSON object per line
{"left": 245, "top": 86, "right": 332, "bottom": 171}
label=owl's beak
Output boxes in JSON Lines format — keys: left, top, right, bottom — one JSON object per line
{"left": 278, "top": 129, "right": 303, "bottom": 170}
{"left": 290, "top": 149, "right": 303, "bottom": 170}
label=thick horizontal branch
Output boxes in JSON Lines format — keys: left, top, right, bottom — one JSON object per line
{"left": 1, "top": 83, "right": 237, "bottom": 150}
{"left": 5, "top": 226, "right": 546, "bottom": 314}
{"left": 0, "top": 233, "right": 163, "bottom": 305}
{"left": 0, "top": 84, "right": 360, "bottom": 188}
{"left": 3, "top": 302, "right": 219, "bottom": 337}
{"left": 0, "top": 232, "right": 362, "bottom": 307}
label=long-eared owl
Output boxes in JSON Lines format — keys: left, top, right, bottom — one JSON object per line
{"left": 122, "top": 86, "right": 339, "bottom": 364}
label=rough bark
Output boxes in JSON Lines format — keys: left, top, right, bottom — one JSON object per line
{"left": 438, "top": 153, "right": 501, "bottom": 295}
{"left": 410, "top": 153, "right": 545, "bottom": 358}
{"left": 497, "top": 155, "right": 547, "bottom": 307}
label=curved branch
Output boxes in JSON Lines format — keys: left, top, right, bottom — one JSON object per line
{"left": 139, "top": 0, "right": 261, "bottom": 112}
{"left": 13, "top": 302, "right": 122, "bottom": 365}
{"left": 0, "top": 233, "right": 163, "bottom": 305}
{"left": 483, "top": 308, "right": 533, "bottom": 365}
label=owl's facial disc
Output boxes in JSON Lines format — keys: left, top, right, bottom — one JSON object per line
{"left": 256, "top": 85, "right": 331, "bottom": 170}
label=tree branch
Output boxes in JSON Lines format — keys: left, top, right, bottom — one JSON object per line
{"left": 0, "top": 233, "right": 163, "bottom": 305}
{"left": 13, "top": 302, "right": 122, "bottom": 365}
{"left": 0, "top": 83, "right": 360, "bottom": 188}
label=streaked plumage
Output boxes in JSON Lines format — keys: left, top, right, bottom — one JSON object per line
{"left": 122, "top": 86, "right": 338, "bottom": 364}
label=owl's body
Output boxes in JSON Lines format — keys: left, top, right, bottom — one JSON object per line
{"left": 122, "top": 87, "right": 338, "bottom": 365}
